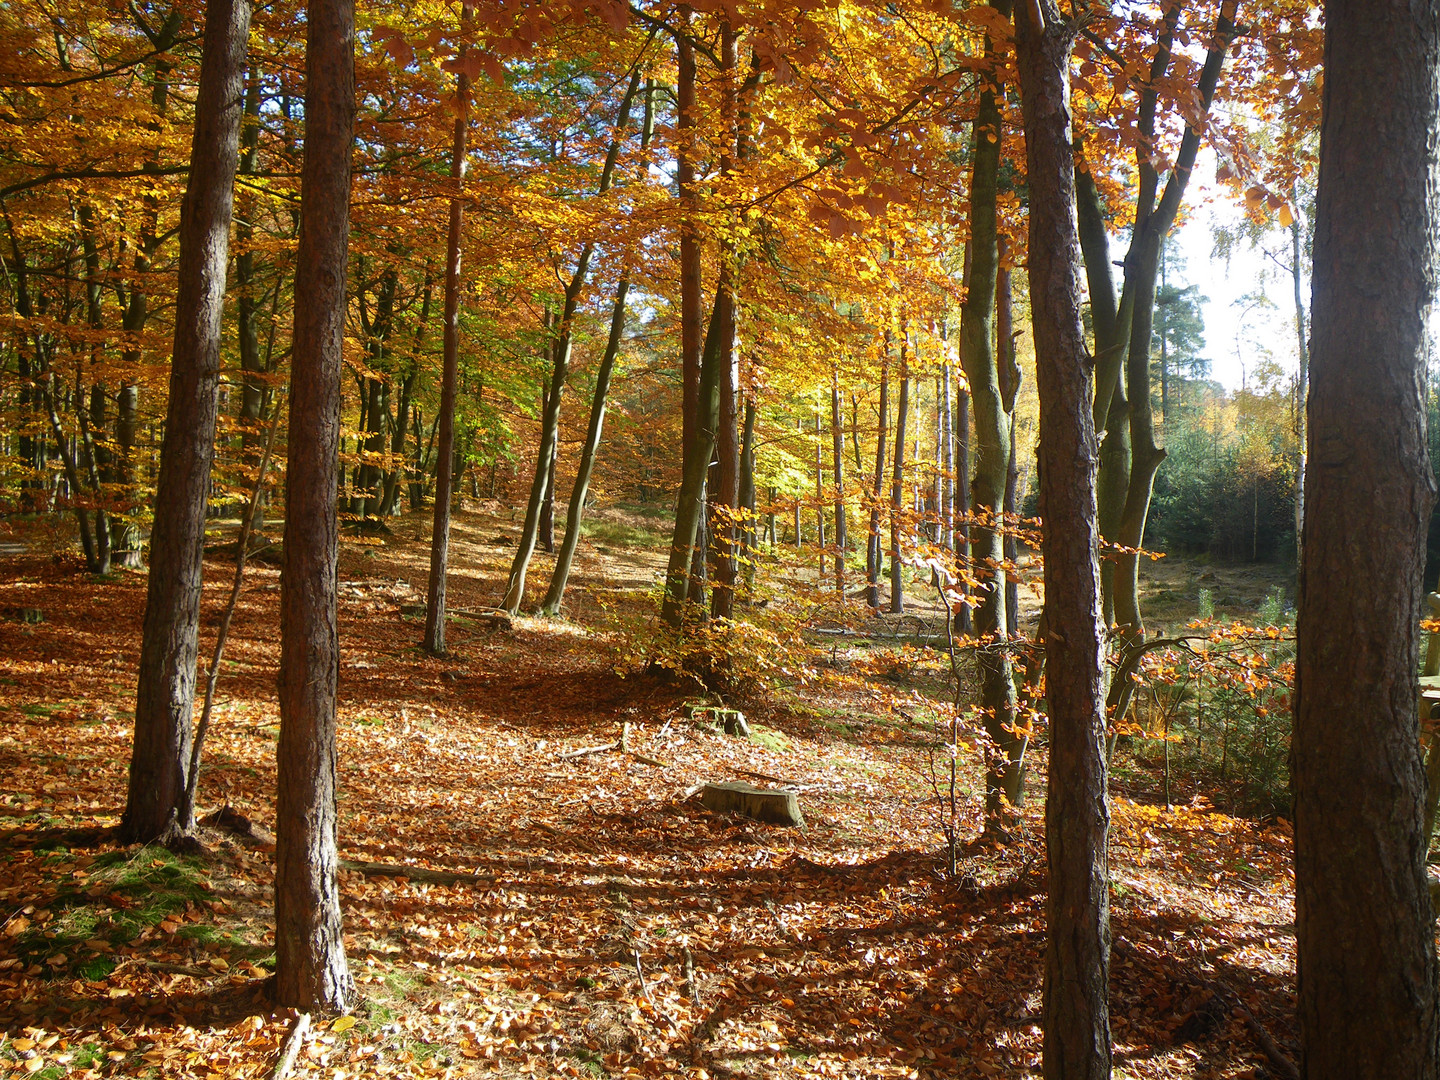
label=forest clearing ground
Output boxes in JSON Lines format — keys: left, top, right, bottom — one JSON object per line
{"left": 0, "top": 509, "right": 1296, "bottom": 1079}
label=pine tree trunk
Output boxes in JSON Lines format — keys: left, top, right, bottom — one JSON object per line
{"left": 123, "top": 0, "right": 250, "bottom": 844}
{"left": 275, "top": 0, "right": 355, "bottom": 1011}
{"left": 1294, "top": 2, "right": 1440, "bottom": 1074}
{"left": 1015, "top": 5, "right": 1111, "bottom": 1075}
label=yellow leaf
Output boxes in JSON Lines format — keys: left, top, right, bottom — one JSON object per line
{"left": 24, "top": 1058, "right": 45, "bottom": 1074}
{"left": 331, "top": 1015, "right": 358, "bottom": 1033}
{"left": 1278, "top": 203, "right": 1295, "bottom": 228}
{"left": 11, "top": 1039, "right": 34, "bottom": 1052}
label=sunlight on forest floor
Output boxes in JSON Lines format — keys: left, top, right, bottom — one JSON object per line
{"left": 0, "top": 511, "right": 1298, "bottom": 1078}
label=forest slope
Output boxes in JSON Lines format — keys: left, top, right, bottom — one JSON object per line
{"left": 0, "top": 512, "right": 1295, "bottom": 1079}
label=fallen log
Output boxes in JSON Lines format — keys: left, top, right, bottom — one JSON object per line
{"left": 699, "top": 781, "right": 804, "bottom": 827}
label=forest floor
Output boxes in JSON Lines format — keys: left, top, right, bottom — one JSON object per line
{"left": 0, "top": 507, "right": 1299, "bottom": 1079}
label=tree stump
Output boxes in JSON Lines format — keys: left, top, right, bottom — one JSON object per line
{"left": 699, "top": 782, "right": 803, "bottom": 827}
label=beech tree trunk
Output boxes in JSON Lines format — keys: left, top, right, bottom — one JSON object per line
{"left": 661, "top": 280, "right": 731, "bottom": 626}
{"left": 959, "top": 0, "right": 1022, "bottom": 827}
{"left": 1294, "top": 2, "right": 1440, "bottom": 1075}
{"left": 866, "top": 356, "right": 889, "bottom": 611}
{"left": 1016, "top": 4, "right": 1111, "bottom": 1076}
{"left": 275, "top": 0, "right": 355, "bottom": 1011}
{"left": 1109, "top": 2, "right": 1236, "bottom": 642}
{"left": 122, "top": 0, "right": 250, "bottom": 844}
{"left": 503, "top": 73, "right": 641, "bottom": 613}
{"left": 424, "top": 12, "right": 471, "bottom": 656}
{"left": 998, "top": 249, "right": 1022, "bottom": 637}
{"left": 890, "top": 334, "right": 909, "bottom": 614}
{"left": 831, "top": 369, "right": 847, "bottom": 594}
{"left": 543, "top": 264, "right": 634, "bottom": 614}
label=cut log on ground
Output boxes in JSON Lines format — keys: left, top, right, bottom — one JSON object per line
{"left": 699, "top": 781, "right": 804, "bottom": 826}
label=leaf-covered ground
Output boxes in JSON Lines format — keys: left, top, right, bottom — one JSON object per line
{"left": 0, "top": 510, "right": 1298, "bottom": 1078}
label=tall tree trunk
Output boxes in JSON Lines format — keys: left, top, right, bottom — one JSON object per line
{"left": 677, "top": 19, "right": 701, "bottom": 485}
{"left": 424, "top": 18, "right": 471, "bottom": 656}
{"left": 112, "top": 8, "right": 184, "bottom": 568}
{"left": 122, "top": 0, "right": 250, "bottom": 845}
{"left": 1290, "top": 192, "right": 1308, "bottom": 568}
{"left": 738, "top": 395, "right": 757, "bottom": 591}
{"left": 960, "top": 0, "right": 1022, "bottom": 827}
{"left": 890, "top": 331, "right": 909, "bottom": 614}
{"left": 956, "top": 376, "right": 973, "bottom": 634}
{"left": 1294, "top": 2, "right": 1440, "bottom": 1074}
{"left": 1077, "top": 164, "right": 1131, "bottom": 627}
{"left": 709, "top": 23, "right": 742, "bottom": 622}
{"left": 998, "top": 247, "right": 1022, "bottom": 637}
{"left": 831, "top": 368, "right": 846, "bottom": 595}
{"left": 77, "top": 205, "right": 113, "bottom": 570}
{"left": 866, "top": 355, "right": 889, "bottom": 610}
{"left": 1111, "top": 2, "right": 1238, "bottom": 644}
{"left": 1016, "top": 4, "right": 1111, "bottom": 1076}
{"left": 539, "top": 432, "right": 557, "bottom": 552}
{"left": 814, "top": 410, "right": 826, "bottom": 582}
{"left": 275, "top": 0, "right": 355, "bottom": 1012}
{"left": 541, "top": 85, "right": 656, "bottom": 616}
{"left": 661, "top": 280, "right": 731, "bottom": 626}
{"left": 542, "top": 271, "right": 632, "bottom": 615}
{"left": 503, "top": 73, "right": 641, "bottom": 613}
{"left": 236, "top": 66, "right": 266, "bottom": 485}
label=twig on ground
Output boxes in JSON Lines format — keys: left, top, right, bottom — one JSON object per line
{"left": 339, "top": 859, "right": 494, "bottom": 887}
{"left": 683, "top": 947, "right": 700, "bottom": 1004}
{"left": 633, "top": 949, "right": 653, "bottom": 1004}
{"left": 267, "top": 1012, "right": 311, "bottom": 1080}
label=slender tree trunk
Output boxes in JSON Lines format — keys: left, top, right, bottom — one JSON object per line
{"left": 424, "top": 8, "right": 472, "bottom": 656}
{"left": 503, "top": 73, "right": 642, "bottom": 613}
{"left": 739, "top": 395, "right": 756, "bottom": 591}
{"left": 542, "top": 251, "right": 640, "bottom": 613}
{"left": 890, "top": 332, "right": 909, "bottom": 614}
{"left": 866, "top": 355, "right": 889, "bottom": 610}
{"left": 998, "top": 247, "right": 1022, "bottom": 636}
{"left": 1291, "top": 194, "right": 1308, "bottom": 568}
{"left": 541, "top": 80, "right": 653, "bottom": 616}
{"left": 111, "top": 10, "right": 183, "bottom": 568}
{"left": 539, "top": 435, "right": 557, "bottom": 552}
{"left": 122, "top": 0, "right": 250, "bottom": 845}
{"left": 1077, "top": 164, "right": 1131, "bottom": 627}
{"left": 677, "top": 20, "right": 701, "bottom": 484}
{"left": 1016, "top": 5, "right": 1111, "bottom": 1076}
{"left": 661, "top": 281, "right": 731, "bottom": 626}
{"left": 1112, "top": 2, "right": 1237, "bottom": 644}
{"left": 832, "top": 369, "right": 846, "bottom": 594}
{"left": 814, "top": 410, "right": 826, "bottom": 582}
{"left": 1294, "top": 2, "right": 1440, "bottom": 1074}
{"left": 960, "top": 0, "right": 1023, "bottom": 827}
